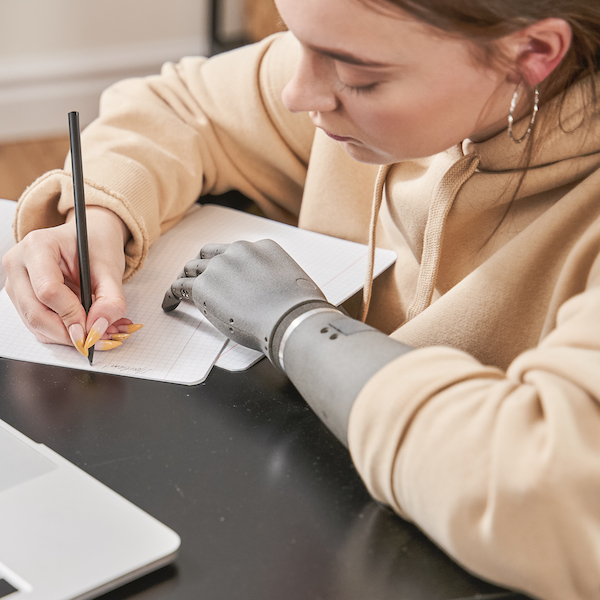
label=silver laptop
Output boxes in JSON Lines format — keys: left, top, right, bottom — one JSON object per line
{"left": 0, "top": 418, "right": 180, "bottom": 600}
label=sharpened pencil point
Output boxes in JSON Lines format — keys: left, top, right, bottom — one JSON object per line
{"left": 88, "top": 346, "right": 94, "bottom": 366}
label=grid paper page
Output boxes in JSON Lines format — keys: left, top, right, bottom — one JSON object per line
{"left": 0, "top": 203, "right": 227, "bottom": 385}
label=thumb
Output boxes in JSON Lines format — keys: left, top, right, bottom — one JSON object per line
{"left": 83, "top": 279, "right": 128, "bottom": 351}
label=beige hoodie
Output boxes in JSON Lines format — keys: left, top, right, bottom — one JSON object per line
{"left": 14, "top": 32, "right": 600, "bottom": 600}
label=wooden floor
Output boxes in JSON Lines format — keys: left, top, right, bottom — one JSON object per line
{"left": 0, "top": 136, "right": 70, "bottom": 201}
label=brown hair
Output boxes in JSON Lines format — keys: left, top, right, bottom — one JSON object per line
{"left": 367, "top": 0, "right": 600, "bottom": 103}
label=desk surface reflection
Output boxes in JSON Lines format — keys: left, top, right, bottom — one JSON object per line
{"left": 0, "top": 356, "right": 530, "bottom": 600}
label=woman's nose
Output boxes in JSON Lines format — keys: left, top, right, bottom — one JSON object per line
{"left": 282, "top": 49, "right": 338, "bottom": 114}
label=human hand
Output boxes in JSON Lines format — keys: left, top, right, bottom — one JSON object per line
{"left": 162, "top": 239, "right": 336, "bottom": 364}
{"left": 3, "top": 206, "right": 139, "bottom": 355}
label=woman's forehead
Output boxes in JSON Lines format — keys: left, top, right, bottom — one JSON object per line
{"left": 276, "top": 0, "right": 470, "bottom": 66}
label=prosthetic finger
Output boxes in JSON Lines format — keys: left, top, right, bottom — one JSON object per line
{"left": 161, "top": 277, "right": 196, "bottom": 312}
{"left": 183, "top": 258, "right": 211, "bottom": 277}
{"left": 200, "top": 243, "right": 229, "bottom": 259}
{"left": 163, "top": 248, "right": 223, "bottom": 311}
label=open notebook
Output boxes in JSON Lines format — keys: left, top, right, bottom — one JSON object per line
{"left": 0, "top": 201, "right": 396, "bottom": 385}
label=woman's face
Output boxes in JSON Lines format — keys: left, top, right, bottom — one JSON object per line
{"left": 277, "top": 0, "right": 518, "bottom": 164}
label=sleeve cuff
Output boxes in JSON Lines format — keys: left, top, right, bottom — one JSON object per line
{"left": 15, "top": 169, "right": 149, "bottom": 280}
{"left": 347, "top": 345, "right": 503, "bottom": 516}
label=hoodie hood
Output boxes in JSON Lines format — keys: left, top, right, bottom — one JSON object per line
{"left": 371, "top": 75, "right": 600, "bottom": 325}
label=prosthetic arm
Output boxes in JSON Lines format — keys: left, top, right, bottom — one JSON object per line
{"left": 162, "top": 239, "right": 412, "bottom": 445}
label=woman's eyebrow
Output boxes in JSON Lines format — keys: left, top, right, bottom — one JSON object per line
{"left": 307, "top": 43, "right": 390, "bottom": 67}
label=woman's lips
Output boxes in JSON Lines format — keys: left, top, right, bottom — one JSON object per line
{"left": 323, "top": 130, "right": 356, "bottom": 143}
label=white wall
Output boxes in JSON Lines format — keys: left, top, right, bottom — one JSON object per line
{"left": 0, "top": 0, "right": 238, "bottom": 142}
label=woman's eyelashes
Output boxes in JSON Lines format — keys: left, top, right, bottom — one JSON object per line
{"left": 339, "top": 81, "right": 379, "bottom": 95}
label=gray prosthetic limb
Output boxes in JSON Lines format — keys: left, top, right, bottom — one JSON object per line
{"left": 273, "top": 307, "right": 412, "bottom": 444}
{"left": 162, "top": 239, "right": 412, "bottom": 445}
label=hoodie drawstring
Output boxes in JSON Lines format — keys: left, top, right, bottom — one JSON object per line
{"left": 359, "top": 164, "right": 391, "bottom": 322}
{"left": 406, "top": 153, "right": 480, "bottom": 321}
{"left": 360, "top": 154, "right": 480, "bottom": 324}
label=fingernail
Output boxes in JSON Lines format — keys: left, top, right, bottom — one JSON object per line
{"left": 117, "top": 323, "right": 143, "bottom": 334}
{"left": 110, "top": 333, "right": 131, "bottom": 341}
{"left": 68, "top": 323, "right": 88, "bottom": 357}
{"left": 95, "top": 340, "right": 122, "bottom": 351}
{"left": 85, "top": 317, "right": 109, "bottom": 349}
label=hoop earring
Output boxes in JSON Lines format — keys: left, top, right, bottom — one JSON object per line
{"left": 508, "top": 84, "right": 540, "bottom": 144}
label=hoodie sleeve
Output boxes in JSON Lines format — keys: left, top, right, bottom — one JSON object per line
{"left": 348, "top": 274, "right": 600, "bottom": 600}
{"left": 14, "top": 32, "right": 314, "bottom": 280}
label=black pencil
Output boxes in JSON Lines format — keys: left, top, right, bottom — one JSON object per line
{"left": 68, "top": 111, "right": 94, "bottom": 365}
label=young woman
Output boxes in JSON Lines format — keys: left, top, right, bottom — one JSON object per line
{"left": 4, "top": 0, "right": 600, "bottom": 597}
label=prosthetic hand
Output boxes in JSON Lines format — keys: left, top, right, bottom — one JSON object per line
{"left": 163, "top": 239, "right": 412, "bottom": 445}
{"left": 162, "top": 239, "right": 336, "bottom": 366}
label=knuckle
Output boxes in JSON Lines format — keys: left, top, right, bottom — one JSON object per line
{"left": 257, "top": 238, "right": 277, "bottom": 250}
{"left": 225, "top": 240, "right": 254, "bottom": 263}
{"left": 21, "top": 228, "right": 47, "bottom": 248}
{"left": 230, "top": 240, "right": 251, "bottom": 253}
{"left": 34, "top": 279, "right": 64, "bottom": 306}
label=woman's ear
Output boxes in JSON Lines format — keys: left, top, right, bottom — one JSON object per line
{"left": 508, "top": 18, "right": 572, "bottom": 86}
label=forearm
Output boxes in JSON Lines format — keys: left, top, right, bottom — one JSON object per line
{"left": 345, "top": 284, "right": 600, "bottom": 600}
{"left": 277, "top": 308, "right": 413, "bottom": 445}
{"left": 65, "top": 206, "right": 131, "bottom": 248}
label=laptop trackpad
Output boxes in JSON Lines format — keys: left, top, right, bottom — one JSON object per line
{"left": 0, "top": 426, "right": 57, "bottom": 493}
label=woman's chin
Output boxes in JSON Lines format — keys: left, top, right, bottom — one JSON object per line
{"left": 338, "top": 140, "right": 390, "bottom": 165}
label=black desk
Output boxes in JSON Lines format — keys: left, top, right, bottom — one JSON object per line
{"left": 0, "top": 356, "right": 530, "bottom": 600}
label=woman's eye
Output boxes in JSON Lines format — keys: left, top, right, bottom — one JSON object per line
{"left": 341, "top": 82, "right": 379, "bottom": 95}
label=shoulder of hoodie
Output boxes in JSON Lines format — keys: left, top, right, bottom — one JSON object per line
{"left": 167, "top": 32, "right": 314, "bottom": 165}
